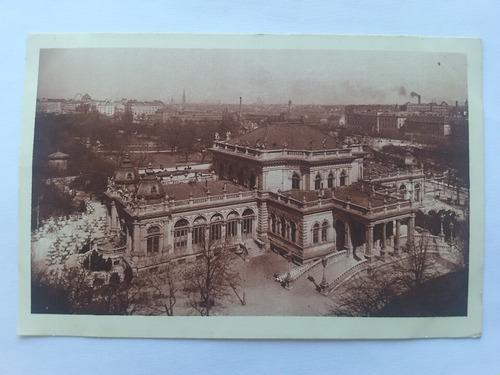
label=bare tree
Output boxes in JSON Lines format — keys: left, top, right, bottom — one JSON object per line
{"left": 183, "top": 238, "right": 240, "bottom": 316}
{"left": 327, "top": 268, "right": 398, "bottom": 317}
{"left": 392, "top": 233, "right": 439, "bottom": 290}
{"left": 328, "top": 233, "right": 440, "bottom": 317}
{"left": 137, "top": 266, "right": 178, "bottom": 316}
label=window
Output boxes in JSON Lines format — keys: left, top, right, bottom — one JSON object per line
{"left": 271, "top": 213, "right": 276, "bottom": 233}
{"left": 291, "top": 221, "right": 297, "bottom": 243}
{"left": 327, "top": 173, "right": 334, "bottom": 188}
{"left": 242, "top": 209, "right": 254, "bottom": 237}
{"left": 210, "top": 214, "right": 223, "bottom": 241}
{"left": 291, "top": 173, "right": 300, "bottom": 189}
{"left": 192, "top": 217, "right": 206, "bottom": 246}
{"left": 147, "top": 226, "right": 161, "bottom": 254}
{"left": 249, "top": 173, "right": 256, "bottom": 189}
{"left": 313, "top": 223, "right": 320, "bottom": 244}
{"left": 340, "top": 170, "right": 347, "bottom": 186}
{"left": 322, "top": 221, "right": 328, "bottom": 242}
{"left": 174, "top": 219, "right": 189, "bottom": 251}
{"left": 315, "top": 174, "right": 322, "bottom": 190}
{"left": 280, "top": 216, "right": 286, "bottom": 237}
{"left": 226, "top": 212, "right": 238, "bottom": 238}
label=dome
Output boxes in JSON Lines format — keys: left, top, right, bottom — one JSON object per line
{"left": 114, "top": 154, "right": 140, "bottom": 185}
{"left": 136, "top": 166, "right": 165, "bottom": 201}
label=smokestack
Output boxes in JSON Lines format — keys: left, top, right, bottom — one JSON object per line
{"left": 239, "top": 97, "right": 242, "bottom": 118}
{"left": 418, "top": 95, "right": 421, "bottom": 105}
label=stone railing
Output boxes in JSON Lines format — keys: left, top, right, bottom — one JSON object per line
{"left": 275, "top": 250, "right": 347, "bottom": 283}
{"left": 126, "top": 190, "right": 257, "bottom": 215}
{"left": 324, "top": 259, "right": 369, "bottom": 293}
{"left": 369, "top": 168, "right": 425, "bottom": 183}
{"left": 213, "top": 141, "right": 361, "bottom": 161}
{"left": 269, "top": 191, "right": 416, "bottom": 217}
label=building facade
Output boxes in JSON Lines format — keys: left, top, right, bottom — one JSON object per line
{"left": 101, "top": 124, "right": 422, "bottom": 273}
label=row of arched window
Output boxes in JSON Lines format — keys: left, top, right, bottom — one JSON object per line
{"left": 312, "top": 221, "right": 330, "bottom": 244}
{"left": 218, "top": 163, "right": 257, "bottom": 189}
{"left": 173, "top": 209, "right": 255, "bottom": 251}
{"left": 291, "top": 170, "right": 348, "bottom": 190}
{"left": 270, "top": 213, "right": 297, "bottom": 244}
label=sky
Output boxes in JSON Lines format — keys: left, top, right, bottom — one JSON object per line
{"left": 37, "top": 48, "right": 468, "bottom": 105}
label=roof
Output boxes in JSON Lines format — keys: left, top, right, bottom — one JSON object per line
{"left": 48, "top": 151, "right": 69, "bottom": 160}
{"left": 283, "top": 184, "right": 398, "bottom": 208}
{"left": 163, "top": 180, "right": 249, "bottom": 200}
{"left": 228, "top": 124, "right": 337, "bottom": 150}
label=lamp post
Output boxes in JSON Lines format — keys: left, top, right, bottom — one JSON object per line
{"left": 320, "top": 257, "right": 328, "bottom": 291}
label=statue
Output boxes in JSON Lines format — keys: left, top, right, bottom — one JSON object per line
{"left": 214, "top": 132, "right": 220, "bottom": 141}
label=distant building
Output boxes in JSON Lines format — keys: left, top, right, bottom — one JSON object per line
{"left": 125, "top": 101, "right": 165, "bottom": 121}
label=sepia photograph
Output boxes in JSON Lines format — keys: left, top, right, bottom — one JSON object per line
{"left": 19, "top": 34, "right": 483, "bottom": 338}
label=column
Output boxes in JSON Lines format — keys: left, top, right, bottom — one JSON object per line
{"left": 187, "top": 227, "right": 193, "bottom": 254}
{"left": 381, "top": 222, "right": 387, "bottom": 259}
{"left": 394, "top": 219, "right": 401, "bottom": 255}
{"left": 331, "top": 223, "right": 337, "bottom": 251}
{"left": 132, "top": 222, "right": 141, "bottom": 255}
{"left": 236, "top": 218, "right": 242, "bottom": 242}
{"left": 257, "top": 199, "right": 269, "bottom": 248}
{"left": 407, "top": 215, "right": 415, "bottom": 250}
{"left": 365, "top": 224, "right": 374, "bottom": 262}
{"left": 345, "top": 222, "right": 353, "bottom": 256}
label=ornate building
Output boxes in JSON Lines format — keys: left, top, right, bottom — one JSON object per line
{"left": 101, "top": 124, "right": 423, "bottom": 273}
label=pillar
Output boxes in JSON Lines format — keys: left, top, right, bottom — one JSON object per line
{"left": 236, "top": 218, "right": 242, "bottom": 242}
{"left": 345, "top": 222, "right": 353, "bottom": 256}
{"left": 187, "top": 227, "right": 193, "bottom": 254}
{"left": 394, "top": 219, "right": 401, "bottom": 255}
{"left": 381, "top": 222, "right": 387, "bottom": 259}
{"left": 132, "top": 222, "right": 141, "bottom": 255}
{"left": 407, "top": 215, "right": 415, "bottom": 250}
{"left": 365, "top": 224, "right": 374, "bottom": 262}
{"left": 257, "top": 199, "right": 269, "bottom": 248}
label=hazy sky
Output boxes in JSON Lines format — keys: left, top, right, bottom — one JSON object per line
{"left": 37, "top": 48, "right": 467, "bottom": 105}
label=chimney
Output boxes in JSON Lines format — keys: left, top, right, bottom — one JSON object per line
{"left": 239, "top": 97, "right": 242, "bottom": 118}
{"left": 418, "top": 95, "right": 421, "bottom": 105}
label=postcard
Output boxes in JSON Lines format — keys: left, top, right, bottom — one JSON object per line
{"left": 18, "top": 34, "right": 483, "bottom": 338}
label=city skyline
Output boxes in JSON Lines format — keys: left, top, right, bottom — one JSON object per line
{"left": 37, "top": 48, "right": 468, "bottom": 105}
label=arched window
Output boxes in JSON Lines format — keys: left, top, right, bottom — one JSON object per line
{"left": 322, "top": 221, "right": 329, "bottom": 242}
{"left": 313, "top": 223, "right": 320, "bottom": 244}
{"left": 414, "top": 183, "right": 421, "bottom": 201}
{"left": 174, "top": 219, "right": 189, "bottom": 252}
{"left": 271, "top": 213, "right": 276, "bottom": 233}
{"left": 315, "top": 174, "right": 322, "bottom": 190}
{"left": 280, "top": 216, "right": 286, "bottom": 238}
{"left": 340, "top": 170, "right": 347, "bottom": 186}
{"left": 147, "top": 226, "right": 161, "bottom": 254}
{"left": 210, "top": 214, "right": 223, "bottom": 241}
{"left": 242, "top": 209, "right": 254, "bottom": 237}
{"left": 219, "top": 163, "right": 225, "bottom": 179}
{"left": 192, "top": 216, "right": 207, "bottom": 246}
{"left": 291, "top": 173, "right": 301, "bottom": 190}
{"left": 290, "top": 221, "right": 297, "bottom": 243}
{"left": 249, "top": 172, "right": 256, "bottom": 189}
{"left": 237, "top": 170, "right": 245, "bottom": 185}
{"left": 228, "top": 165, "right": 234, "bottom": 181}
{"left": 226, "top": 211, "right": 239, "bottom": 238}
{"left": 327, "top": 173, "right": 334, "bottom": 188}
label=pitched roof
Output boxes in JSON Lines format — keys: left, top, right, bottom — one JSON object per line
{"left": 163, "top": 180, "right": 248, "bottom": 200}
{"left": 228, "top": 123, "right": 337, "bottom": 150}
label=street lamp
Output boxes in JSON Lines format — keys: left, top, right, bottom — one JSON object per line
{"left": 320, "top": 257, "right": 328, "bottom": 290}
